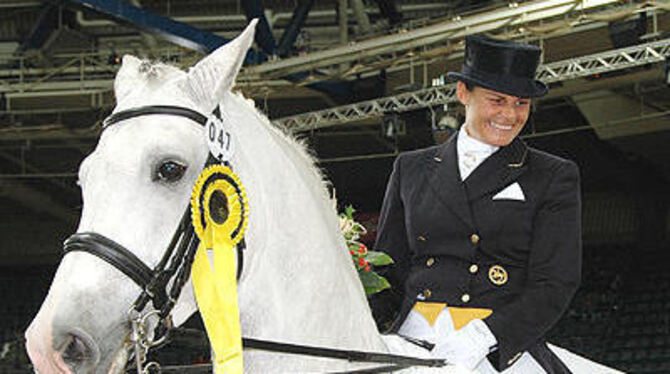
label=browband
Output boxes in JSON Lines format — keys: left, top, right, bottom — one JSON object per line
{"left": 103, "top": 105, "right": 208, "bottom": 128}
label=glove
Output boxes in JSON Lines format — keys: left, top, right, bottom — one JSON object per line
{"left": 431, "top": 319, "right": 497, "bottom": 371}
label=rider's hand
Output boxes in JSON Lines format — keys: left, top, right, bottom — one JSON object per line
{"left": 430, "top": 319, "right": 497, "bottom": 371}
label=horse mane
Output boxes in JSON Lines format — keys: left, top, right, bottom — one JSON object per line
{"left": 261, "top": 105, "right": 331, "bottom": 194}
{"left": 226, "top": 91, "right": 337, "bottom": 220}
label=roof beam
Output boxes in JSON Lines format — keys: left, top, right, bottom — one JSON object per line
{"left": 241, "top": 0, "right": 277, "bottom": 55}
{"left": 245, "top": 0, "right": 622, "bottom": 79}
{"left": 64, "top": 0, "right": 265, "bottom": 59}
{"left": 277, "top": 0, "right": 315, "bottom": 57}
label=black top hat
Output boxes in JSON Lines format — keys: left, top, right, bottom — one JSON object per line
{"left": 447, "top": 36, "right": 548, "bottom": 98}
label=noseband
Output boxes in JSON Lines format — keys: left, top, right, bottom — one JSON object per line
{"left": 62, "top": 105, "right": 245, "bottom": 369}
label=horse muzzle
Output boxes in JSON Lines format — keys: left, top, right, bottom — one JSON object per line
{"left": 26, "top": 318, "right": 101, "bottom": 374}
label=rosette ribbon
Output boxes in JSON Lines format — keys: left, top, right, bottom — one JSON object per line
{"left": 190, "top": 164, "right": 249, "bottom": 373}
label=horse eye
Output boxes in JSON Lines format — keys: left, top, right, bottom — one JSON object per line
{"left": 156, "top": 161, "right": 187, "bottom": 183}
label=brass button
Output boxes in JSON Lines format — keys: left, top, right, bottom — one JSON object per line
{"left": 422, "top": 289, "right": 432, "bottom": 299}
{"left": 426, "top": 257, "right": 435, "bottom": 267}
{"left": 469, "top": 264, "right": 479, "bottom": 274}
{"left": 417, "top": 235, "right": 427, "bottom": 242}
{"left": 461, "top": 293, "right": 470, "bottom": 303}
{"left": 470, "top": 234, "right": 480, "bottom": 244}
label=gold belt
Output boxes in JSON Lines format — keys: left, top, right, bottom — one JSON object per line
{"left": 413, "top": 301, "right": 492, "bottom": 330}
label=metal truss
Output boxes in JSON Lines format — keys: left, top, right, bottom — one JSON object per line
{"left": 274, "top": 38, "right": 670, "bottom": 132}
{"left": 538, "top": 38, "right": 670, "bottom": 83}
{"left": 277, "top": 85, "right": 457, "bottom": 131}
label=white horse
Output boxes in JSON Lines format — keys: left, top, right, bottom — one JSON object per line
{"left": 25, "top": 21, "right": 618, "bottom": 374}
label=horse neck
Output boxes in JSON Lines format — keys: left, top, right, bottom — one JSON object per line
{"left": 222, "top": 93, "right": 386, "bottom": 357}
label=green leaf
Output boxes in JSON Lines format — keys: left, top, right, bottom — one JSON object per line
{"left": 353, "top": 223, "right": 367, "bottom": 234}
{"left": 344, "top": 205, "right": 356, "bottom": 219}
{"left": 366, "top": 251, "right": 394, "bottom": 266}
{"left": 359, "top": 271, "right": 391, "bottom": 295}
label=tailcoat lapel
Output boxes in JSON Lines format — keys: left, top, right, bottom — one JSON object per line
{"left": 464, "top": 137, "right": 529, "bottom": 201}
{"left": 426, "top": 135, "right": 474, "bottom": 229}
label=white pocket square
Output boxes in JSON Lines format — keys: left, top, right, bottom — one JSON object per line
{"left": 493, "top": 182, "right": 525, "bottom": 201}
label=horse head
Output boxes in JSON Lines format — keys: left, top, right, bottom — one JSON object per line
{"left": 25, "top": 20, "right": 386, "bottom": 374}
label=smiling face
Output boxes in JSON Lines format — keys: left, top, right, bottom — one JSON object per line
{"left": 456, "top": 81, "right": 531, "bottom": 146}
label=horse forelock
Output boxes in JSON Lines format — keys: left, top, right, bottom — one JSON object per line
{"left": 114, "top": 59, "right": 201, "bottom": 112}
{"left": 137, "top": 60, "right": 183, "bottom": 80}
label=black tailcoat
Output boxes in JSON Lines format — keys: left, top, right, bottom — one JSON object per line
{"left": 371, "top": 134, "right": 582, "bottom": 372}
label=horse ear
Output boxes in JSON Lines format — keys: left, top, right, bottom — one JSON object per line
{"left": 114, "top": 55, "right": 143, "bottom": 103}
{"left": 181, "top": 19, "right": 258, "bottom": 112}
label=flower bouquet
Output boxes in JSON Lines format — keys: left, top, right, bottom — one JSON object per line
{"left": 339, "top": 205, "right": 393, "bottom": 295}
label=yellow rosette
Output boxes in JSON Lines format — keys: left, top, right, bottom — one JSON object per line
{"left": 190, "top": 164, "right": 248, "bottom": 373}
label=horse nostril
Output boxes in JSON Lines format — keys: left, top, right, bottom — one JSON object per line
{"left": 61, "top": 333, "right": 92, "bottom": 368}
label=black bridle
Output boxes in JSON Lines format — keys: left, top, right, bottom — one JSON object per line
{"left": 63, "top": 104, "right": 446, "bottom": 373}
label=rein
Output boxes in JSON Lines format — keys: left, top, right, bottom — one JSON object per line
{"left": 63, "top": 105, "right": 446, "bottom": 373}
{"left": 241, "top": 338, "right": 445, "bottom": 371}
{"left": 136, "top": 337, "right": 445, "bottom": 373}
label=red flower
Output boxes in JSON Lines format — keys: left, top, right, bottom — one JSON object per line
{"left": 364, "top": 266, "right": 371, "bottom": 272}
{"left": 358, "top": 257, "right": 366, "bottom": 267}
{"left": 349, "top": 249, "right": 355, "bottom": 256}
{"left": 358, "top": 245, "right": 367, "bottom": 254}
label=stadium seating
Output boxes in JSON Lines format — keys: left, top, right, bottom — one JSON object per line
{"left": 549, "top": 246, "right": 670, "bottom": 373}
